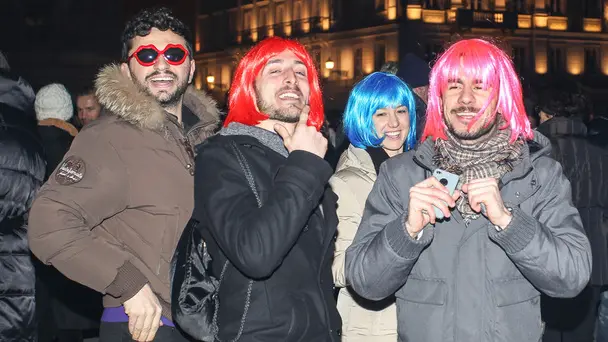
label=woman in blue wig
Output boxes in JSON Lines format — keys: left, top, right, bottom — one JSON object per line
{"left": 330, "top": 72, "right": 416, "bottom": 341}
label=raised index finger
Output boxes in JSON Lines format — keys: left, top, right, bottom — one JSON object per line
{"left": 297, "top": 105, "right": 310, "bottom": 126}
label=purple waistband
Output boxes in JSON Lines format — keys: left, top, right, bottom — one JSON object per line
{"left": 101, "top": 306, "right": 174, "bottom": 327}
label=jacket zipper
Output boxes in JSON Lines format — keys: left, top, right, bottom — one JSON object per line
{"left": 167, "top": 120, "right": 196, "bottom": 175}
{"left": 415, "top": 154, "right": 460, "bottom": 340}
{"left": 316, "top": 207, "right": 336, "bottom": 341}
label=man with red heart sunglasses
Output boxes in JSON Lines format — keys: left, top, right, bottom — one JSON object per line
{"left": 28, "top": 7, "right": 220, "bottom": 342}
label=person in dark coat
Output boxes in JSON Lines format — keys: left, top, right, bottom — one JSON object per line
{"left": 0, "top": 52, "right": 45, "bottom": 342}
{"left": 396, "top": 53, "right": 430, "bottom": 142}
{"left": 182, "top": 36, "right": 341, "bottom": 341}
{"left": 588, "top": 113, "right": 608, "bottom": 148}
{"left": 34, "top": 83, "right": 103, "bottom": 342}
{"left": 536, "top": 89, "right": 608, "bottom": 342}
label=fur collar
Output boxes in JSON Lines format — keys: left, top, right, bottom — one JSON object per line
{"left": 94, "top": 64, "right": 220, "bottom": 132}
{"left": 38, "top": 118, "right": 78, "bottom": 136}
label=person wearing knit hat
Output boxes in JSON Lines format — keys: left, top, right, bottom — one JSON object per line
{"left": 35, "top": 84, "right": 75, "bottom": 123}
{"left": 35, "top": 83, "right": 78, "bottom": 174}
{"left": 35, "top": 83, "right": 101, "bottom": 342}
{"left": 396, "top": 53, "right": 431, "bottom": 141}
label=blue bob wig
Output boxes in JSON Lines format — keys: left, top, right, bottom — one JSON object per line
{"left": 342, "top": 72, "right": 417, "bottom": 151}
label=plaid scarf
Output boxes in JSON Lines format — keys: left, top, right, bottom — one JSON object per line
{"left": 433, "top": 126, "right": 524, "bottom": 222}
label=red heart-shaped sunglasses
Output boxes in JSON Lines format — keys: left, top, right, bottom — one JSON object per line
{"left": 127, "top": 44, "right": 189, "bottom": 67}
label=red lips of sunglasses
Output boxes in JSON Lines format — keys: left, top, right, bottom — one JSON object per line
{"left": 127, "top": 44, "right": 189, "bottom": 67}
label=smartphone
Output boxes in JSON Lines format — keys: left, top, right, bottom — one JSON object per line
{"left": 432, "top": 168, "right": 459, "bottom": 220}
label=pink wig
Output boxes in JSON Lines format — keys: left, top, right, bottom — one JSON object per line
{"left": 422, "top": 39, "right": 533, "bottom": 143}
{"left": 224, "top": 36, "right": 324, "bottom": 131}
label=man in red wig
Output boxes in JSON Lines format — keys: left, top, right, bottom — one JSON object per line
{"left": 188, "top": 36, "right": 341, "bottom": 341}
{"left": 346, "top": 38, "right": 591, "bottom": 341}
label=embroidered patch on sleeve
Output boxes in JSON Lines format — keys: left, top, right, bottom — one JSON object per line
{"left": 55, "top": 156, "right": 86, "bottom": 185}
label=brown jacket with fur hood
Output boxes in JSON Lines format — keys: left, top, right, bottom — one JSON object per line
{"left": 28, "top": 65, "right": 220, "bottom": 320}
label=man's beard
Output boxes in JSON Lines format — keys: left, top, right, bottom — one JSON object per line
{"left": 445, "top": 106, "right": 499, "bottom": 141}
{"left": 256, "top": 86, "right": 303, "bottom": 123}
{"left": 131, "top": 70, "right": 189, "bottom": 109}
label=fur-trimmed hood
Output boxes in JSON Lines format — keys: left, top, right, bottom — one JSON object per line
{"left": 94, "top": 64, "right": 220, "bottom": 133}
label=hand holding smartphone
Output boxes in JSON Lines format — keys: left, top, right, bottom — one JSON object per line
{"left": 432, "top": 169, "right": 459, "bottom": 220}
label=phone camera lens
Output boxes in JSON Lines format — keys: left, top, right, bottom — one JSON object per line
{"left": 440, "top": 178, "right": 448, "bottom": 186}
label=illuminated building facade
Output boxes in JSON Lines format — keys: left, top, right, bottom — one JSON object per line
{"left": 195, "top": 0, "right": 608, "bottom": 109}
{"left": 403, "top": 0, "right": 608, "bottom": 83}
{"left": 195, "top": 0, "right": 401, "bottom": 109}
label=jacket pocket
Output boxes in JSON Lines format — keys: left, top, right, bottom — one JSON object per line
{"left": 399, "top": 277, "right": 446, "bottom": 305}
{"left": 491, "top": 277, "right": 543, "bottom": 342}
{"left": 286, "top": 293, "right": 312, "bottom": 342}
{"left": 396, "top": 277, "right": 446, "bottom": 341}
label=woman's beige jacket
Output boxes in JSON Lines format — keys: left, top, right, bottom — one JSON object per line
{"left": 330, "top": 145, "right": 397, "bottom": 342}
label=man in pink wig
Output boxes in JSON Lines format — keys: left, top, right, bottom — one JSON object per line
{"left": 346, "top": 38, "right": 591, "bottom": 341}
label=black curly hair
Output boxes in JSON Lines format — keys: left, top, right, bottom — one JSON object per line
{"left": 121, "top": 7, "right": 193, "bottom": 62}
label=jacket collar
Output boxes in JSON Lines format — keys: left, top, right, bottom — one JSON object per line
{"left": 335, "top": 145, "right": 377, "bottom": 176}
{"left": 94, "top": 64, "right": 220, "bottom": 134}
{"left": 537, "top": 116, "right": 588, "bottom": 138}
{"left": 38, "top": 118, "right": 78, "bottom": 137}
{"left": 220, "top": 122, "right": 289, "bottom": 158}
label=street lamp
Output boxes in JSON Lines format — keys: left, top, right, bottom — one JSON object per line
{"left": 206, "top": 75, "right": 215, "bottom": 84}
{"left": 325, "top": 58, "right": 335, "bottom": 70}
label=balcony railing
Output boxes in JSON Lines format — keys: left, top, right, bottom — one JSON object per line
{"left": 231, "top": 17, "right": 332, "bottom": 46}
{"left": 257, "top": 25, "right": 271, "bottom": 40}
{"left": 272, "top": 24, "right": 284, "bottom": 37}
{"left": 291, "top": 17, "right": 329, "bottom": 36}
{"left": 456, "top": 9, "right": 517, "bottom": 29}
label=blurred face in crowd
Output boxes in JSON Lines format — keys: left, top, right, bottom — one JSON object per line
{"left": 121, "top": 28, "right": 195, "bottom": 112}
{"left": 413, "top": 85, "right": 429, "bottom": 104}
{"left": 373, "top": 105, "right": 410, "bottom": 157}
{"left": 76, "top": 94, "right": 101, "bottom": 126}
{"left": 254, "top": 50, "right": 310, "bottom": 123}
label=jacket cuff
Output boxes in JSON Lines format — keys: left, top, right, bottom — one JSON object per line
{"left": 384, "top": 214, "right": 433, "bottom": 260}
{"left": 488, "top": 205, "right": 538, "bottom": 254}
{"left": 105, "top": 261, "right": 148, "bottom": 302}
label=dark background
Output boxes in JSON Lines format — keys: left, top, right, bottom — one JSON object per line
{"left": 0, "top": 0, "right": 196, "bottom": 92}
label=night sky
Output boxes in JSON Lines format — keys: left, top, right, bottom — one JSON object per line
{"left": 0, "top": 0, "right": 196, "bottom": 92}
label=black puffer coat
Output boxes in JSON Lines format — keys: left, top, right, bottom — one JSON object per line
{"left": 0, "top": 70, "right": 45, "bottom": 341}
{"left": 539, "top": 116, "right": 608, "bottom": 286}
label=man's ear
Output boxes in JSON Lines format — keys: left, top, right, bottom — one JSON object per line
{"left": 188, "top": 59, "right": 195, "bottom": 84}
{"left": 120, "top": 63, "right": 132, "bottom": 80}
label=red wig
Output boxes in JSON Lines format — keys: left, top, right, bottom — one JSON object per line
{"left": 223, "top": 36, "right": 324, "bottom": 131}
